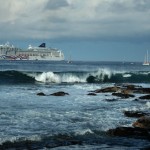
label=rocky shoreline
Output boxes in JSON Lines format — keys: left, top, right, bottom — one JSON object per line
{"left": 91, "top": 84, "right": 150, "bottom": 140}
{"left": 36, "top": 84, "right": 150, "bottom": 141}
{"left": 1, "top": 84, "right": 150, "bottom": 149}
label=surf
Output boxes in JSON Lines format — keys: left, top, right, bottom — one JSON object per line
{"left": 1, "top": 69, "right": 150, "bottom": 84}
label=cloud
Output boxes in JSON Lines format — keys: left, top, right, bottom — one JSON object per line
{"left": 0, "top": 0, "right": 150, "bottom": 41}
{"left": 45, "top": 0, "right": 69, "bottom": 10}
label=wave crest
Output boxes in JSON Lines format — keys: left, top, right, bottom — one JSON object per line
{"left": 33, "top": 72, "right": 87, "bottom": 83}
{"left": 35, "top": 72, "right": 61, "bottom": 83}
{"left": 1, "top": 69, "right": 150, "bottom": 84}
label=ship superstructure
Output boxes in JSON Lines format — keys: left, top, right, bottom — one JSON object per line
{"left": 0, "top": 42, "right": 64, "bottom": 61}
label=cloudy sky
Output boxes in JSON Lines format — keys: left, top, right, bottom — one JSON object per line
{"left": 0, "top": 0, "right": 150, "bottom": 61}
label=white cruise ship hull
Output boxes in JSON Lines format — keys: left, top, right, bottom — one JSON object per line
{"left": 0, "top": 43, "right": 64, "bottom": 61}
{"left": 0, "top": 55, "right": 64, "bottom": 61}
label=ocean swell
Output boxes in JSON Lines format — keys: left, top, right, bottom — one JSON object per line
{"left": 0, "top": 70, "right": 35, "bottom": 84}
{"left": 1, "top": 69, "right": 150, "bottom": 84}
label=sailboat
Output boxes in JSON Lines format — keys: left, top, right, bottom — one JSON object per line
{"left": 143, "top": 50, "right": 149, "bottom": 66}
{"left": 67, "top": 52, "right": 72, "bottom": 63}
{"left": 67, "top": 55, "right": 72, "bottom": 63}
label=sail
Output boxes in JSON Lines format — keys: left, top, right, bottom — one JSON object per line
{"left": 143, "top": 50, "right": 149, "bottom": 66}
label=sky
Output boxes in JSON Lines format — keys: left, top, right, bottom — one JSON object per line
{"left": 0, "top": 0, "right": 150, "bottom": 62}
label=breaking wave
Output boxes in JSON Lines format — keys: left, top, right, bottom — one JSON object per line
{"left": 0, "top": 70, "right": 35, "bottom": 84}
{"left": 1, "top": 69, "right": 150, "bottom": 84}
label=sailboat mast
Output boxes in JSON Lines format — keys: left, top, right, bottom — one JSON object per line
{"left": 143, "top": 50, "right": 149, "bottom": 65}
{"left": 147, "top": 50, "right": 149, "bottom": 63}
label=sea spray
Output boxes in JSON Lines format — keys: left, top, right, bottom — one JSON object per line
{"left": 1, "top": 69, "right": 150, "bottom": 84}
{"left": 33, "top": 72, "right": 87, "bottom": 83}
{"left": 33, "top": 69, "right": 114, "bottom": 83}
{"left": 61, "top": 73, "right": 87, "bottom": 83}
{"left": 35, "top": 72, "right": 61, "bottom": 83}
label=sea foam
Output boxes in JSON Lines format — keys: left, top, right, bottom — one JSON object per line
{"left": 32, "top": 69, "right": 119, "bottom": 83}
{"left": 33, "top": 71, "right": 87, "bottom": 83}
{"left": 35, "top": 72, "right": 61, "bottom": 83}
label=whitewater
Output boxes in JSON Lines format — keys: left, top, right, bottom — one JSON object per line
{"left": 0, "top": 60, "right": 150, "bottom": 149}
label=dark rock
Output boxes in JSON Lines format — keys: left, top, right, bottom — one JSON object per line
{"left": 45, "top": 134, "right": 82, "bottom": 148}
{"left": 112, "top": 92, "right": 135, "bottom": 99}
{"left": 126, "top": 84, "right": 137, "bottom": 90}
{"left": 94, "top": 86, "right": 120, "bottom": 93}
{"left": 92, "top": 85, "right": 150, "bottom": 96}
{"left": 107, "top": 127, "right": 149, "bottom": 138}
{"left": 139, "top": 95, "right": 150, "bottom": 100}
{"left": 121, "top": 89, "right": 132, "bottom": 95}
{"left": 50, "top": 91, "right": 69, "bottom": 96}
{"left": 120, "top": 84, "right": 150, "bottom": 95}
{"left": 133, "top": 116, "right": 150, "bottom": 129}
{"left": 134, "top": 88, "right": 150, "bottom": 94}
{"left": 37, "top": 92, "right": 46, "bottom": 96}
{"left": 86, "top": 75, "right": 96, "bottom": 83}
{"left": 142, "top": 88, "right": 150, "bottom": 94}
{"left": 104, "top": 99, "right": 118, "bottom": 102}
{"left": 0, "top": 134, "right": 82, "bottom": 150}
{"left": 123, "top": 84, "right": 142, "bottom": 90}
{"left": 87, "top": 93, "right": 97, "bottom": 96}
{"left": 124, "top": 111, "right": 147, "bottom": 118}
{"left": 134, "top": 99, "right": 139, "bottom": 101}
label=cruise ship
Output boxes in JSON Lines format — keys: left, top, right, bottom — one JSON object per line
{"left": 0, "top": 42, "right": 64, "bottom": 61}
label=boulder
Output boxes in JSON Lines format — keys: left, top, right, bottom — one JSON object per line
{"left": 123, "top": 84, "right": 142, "bottom": 90}
{"left": 139, "top": 95, "right": 150, "bottom": 100}
{"left": 134, "top": 88, "right": 150, "bottom": 94}
{"left": 94, "top": 86, "right": 120, "bottom": 93}
{"left": 124, "top": 111, "right": 147, "bottom": 118}
{"left": 92, "top": 85, "right": 150, "bottom": 95}
{"left": 112, "top": 92, "right": 134, "bottom": 99}
{"left": 50, "top": 91, "right": 69, "bottom": 96}
{"left": 107, "top": 127, "right": 149, "bottom": 138}
{"left": 37, "top": 92, "right": 46, "bottom": 96}
{"left": 104, "top": 99, "right": 118, "bottom": 102}
{"left": 87, "top": 93, "right": 97, "bottom": 96}
{"left": 121, "top": 89, "right": 132, "bottom": 95}
{"left": 125, "top": 84, "right": 137, "bottom": 90}
{"left": 133, "top": 116, "right": 150, "bottom": 129}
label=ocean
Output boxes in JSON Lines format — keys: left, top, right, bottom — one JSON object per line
{"left": 0, "top": 60, "right": 150, "bottom": 149}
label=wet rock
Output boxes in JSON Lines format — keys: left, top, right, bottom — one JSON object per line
{"left": 134, "top": 88, "right": 150, "bottom": 94}
{"left": 86, "top": 75, "right": 96, "bottom": 83}
{"left": 92, "top": 85, "right": 150, "bottom": 96}
{"left": 87, "top": 93, "right": 97, "bottom": 96}
{"left": 107, "top": 127, "right": 149, "bottom": 138}
{"left": 112, "top": 92, "right": 135, "bottom": 99}
{"left": 46, "top": 134, "right": 82, "bottom": 148}
{"left": 94, "top": 86, "right": 120, "bottom": 93}
{"left": 123, "top": 84, "right": 142, "bottom": 90}
{"left": 121, "top": 89, "right": 132, "bottom": 95}
{"left": 124, "top": 111, "right": 147, "bottom": 118}
{"left": 37, "top": 92, "right": 46, "bottom": 96}
{"left": 50, "top": 91, "right": 69, "bottom": 96}
{"left": 139, "top": 95, "right": 150, "bottom": 100}
{"left": 133, "top": 116, "right": 150, "bottom": 129}
{"left": 104, "top": 99, "right": 118, "bottom": 102}
{"left": 116, "top": 84, "right": 150, "bottom": 95}
{"left": 125, "top": 84, "right": 137, "bottom": 90}
{"left": 0, "top": 134, "right": 82, "bottom": 150}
